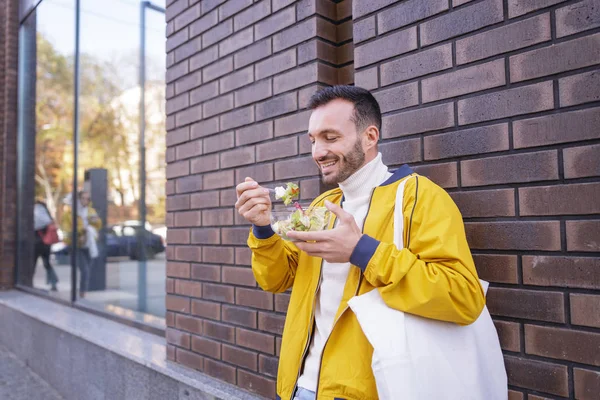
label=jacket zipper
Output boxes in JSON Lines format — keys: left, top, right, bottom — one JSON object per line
{"left": 314, "top": 187, "right": 376, "bottom": 399}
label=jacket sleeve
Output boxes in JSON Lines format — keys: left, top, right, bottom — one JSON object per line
{"left": 247, "top": 225, "right": 300, "bottom": 293}
{"left": 350, "top": 177, "right": 485, "bottom": 325}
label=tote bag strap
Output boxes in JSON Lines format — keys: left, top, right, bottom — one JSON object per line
{"left": 393, "top": 176, "right": 415, "bottom": 250}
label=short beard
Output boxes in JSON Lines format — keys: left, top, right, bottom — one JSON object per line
{"left": 320, "top": 137, "right": 366, "bottom": 185}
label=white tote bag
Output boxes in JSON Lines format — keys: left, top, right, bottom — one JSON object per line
{"left": 347, "top": 178, "right": 507, "bottom": 400}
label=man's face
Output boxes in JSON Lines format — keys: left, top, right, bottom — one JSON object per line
{"left": 308, "top": 99, "right": 366, "bottom": 185}
{"left": 80, "top": 193, "right": 91, "bottom": 207}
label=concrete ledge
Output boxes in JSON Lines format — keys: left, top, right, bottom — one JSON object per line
{"left": 0, "top": 290, "right": 265, "bottom": 400}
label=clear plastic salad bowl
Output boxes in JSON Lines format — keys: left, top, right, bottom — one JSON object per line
{"left": 270, "top": 205, "right": 331, "bottom": 242}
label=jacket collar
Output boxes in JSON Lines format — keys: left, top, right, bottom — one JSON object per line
{"left": 379, "top": 164, "right": 414, "bottom": 186}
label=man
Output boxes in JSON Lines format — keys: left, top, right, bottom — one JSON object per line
{"left": 235, "top": 86, "right": 485, "bottom": 400}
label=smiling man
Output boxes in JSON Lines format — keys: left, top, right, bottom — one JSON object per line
{"left": 235, "top": 86, "right": 485, "bottom": 400}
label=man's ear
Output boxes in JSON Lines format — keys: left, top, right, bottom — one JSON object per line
{"left": 363, "top": 125, "right": 379, "bottom": 150}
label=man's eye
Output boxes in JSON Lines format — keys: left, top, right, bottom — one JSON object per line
{"left": 326, "top": 137, "right": 337, "bottom": 142}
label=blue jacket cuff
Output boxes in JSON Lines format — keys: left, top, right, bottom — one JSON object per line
{"left": 350, "top": 234, "right": 380, "bottom": 272}
{"left": 253, "top": 224, "right": 275, "bottom": 239}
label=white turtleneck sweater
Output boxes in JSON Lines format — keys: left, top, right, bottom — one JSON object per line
{"left": 297, "top": 153, "right": 392, "bottom": 392}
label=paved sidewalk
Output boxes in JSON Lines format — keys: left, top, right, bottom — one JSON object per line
{"left": 0, "top": 344, "right": 63, "bottom": 400}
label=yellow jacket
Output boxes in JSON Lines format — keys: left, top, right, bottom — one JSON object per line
{"left": 61, "top": 205, "right": 102, "bottom": 248}
{"left": 248, "top": 165, "right": 485, "bottom": 400}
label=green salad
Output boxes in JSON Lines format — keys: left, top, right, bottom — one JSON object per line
{"left": 274, "top": 182, "right": 300, "bottom": 206}
{"left": 272, "top": 206, "right": 330, "bottom": 240}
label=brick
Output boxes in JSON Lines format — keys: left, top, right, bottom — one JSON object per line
{"left": 190, "top": 153, "right": 219, "bottom": 174}
{"left": 204, "top": 359, "right": 236, "bottom": 385}
{"left": 203, "top": 94, "right": 233, "bottom": 119}
{"left": 494, "top": 320, "right": 521, "bottom": 352}
{"left": 299, "top": 135, "right": 312, "bottom": 154}
{"left": 473, "top": 254, "right": 519, "bottom": 284}
{"left": 424, "top": 59, "right": 506, "bottom": 103}
{"left": 296, "top": 0, "right": 336, "bottom": 20}
{"left": 167, "top": 262, "right": 191, "bottom": 279}
{"left": 167, "top": 126, "right": 190, "bottom": 147}
{"left": 220, "top": 146, "right": 255, "bottom": 169}
{"left": 191, "top": 263, "right": 221, "bottom": 282}
{"left": 167, "top": 148, "right": 176, "bottom": 164}
{"left": 523, "top": 255, "right": 600, "bottom": 289}
{"left": 465, "top": 221, "right": 561, "bottom": 250}
{"left": 167, "top": 115, "right": 176, "bottom": 131}
{"left": 219, "top": 66, "right": 253, "bottom": 94}
{"left": 571, "top": 294, "right": 600, "bottom": 329}
{"left": 174, "top": 37, "right": 203, "bottom": 64}
{"left": 176, "top": 139, "right": 203, "bottom": 160}
{"left": 355, "top": 27, "right": 417, "bottom": 68}
{"left": 202, "top": 18, "right": 232, "bottom": 48}
{"left": 236, "top": 328, "right": 275, "bottom": 354}
{"left": 166, "top": 28, "right": 188, "bottom": 53}
{"left": 220, "top": 106, "right": 255, "bottom": 131}
{"left": 236, "top": 287, "right": 273, "bottom": 310}
{"left": 233, "top": 0, "right": 270, "bottom": 31}
{"left": 221, "top": 227, "right": 253, "bottom": 246}
{"left": 190, "top": 81, "right": 219, "bottom": 106}
{"left": 382, "top": 102, "right": 454, "bottom": 138}
{"left": 168, "top": 194, "right": 190, "bottom": 212}
{"left": 191, "top": 228, "right": 220, "bottom": 245}
{"left": 337, "top": 0, "right": 352, "bottom": 19}
{"left": 176, "top": 348, "right": 204, "bottom": 371}
{"left": 235, "top": 79, "right": 272, "bottom": 107}
{"left": 421, "top": 0, "right": 503, "bottom": 47}
{"left": 413, "top": 162, "right": 458, "bottom": 189}
{"left": 299, "top": 84, "right": 328, "bottom": 108}
{"left": 337, "top": 42, "right": 354, "bottom": 65}
{"left": 274, "top": 110, "right": 311, "bottom": 137}
{"left": 273, "top": 63, "right": 329, "bottom": 95}
{"left": 520, "top": 182, "right": 600, "bottom": 216}
{"left": 166, "top": 0, "right": 187, "bottom": 22}
{"left": 451, "top": 188, "right": 515, "bottom": 218}
{"left": 381, "top": 43, "right": 452, "bottom": 86}
{"left": 508, "top": 0, "right": 568, "bottom": 18}
{"left": 175, "top": 246, "right": 203, "bottom": 262}
{"left": 176, "top": 314, "right": 203, "bottom": 334}
{"left": 222, "top": 305, "right": 257, "bottom": 328}
{"left": 300, "top": 179, "right": 321, "bottom": 200}
{"left": 202, "top": 57, "right": 233, "bottom": 83}
{"left": 175, "top": 280, "right": 203, "bottom": 298}
{"left": 204, "top": 170, "right": 234, "bottom": 190}
{"left": 354, "top": 16, "right": 376, "bottom": 44}
{"left": 297, "top": 40, "right": 336, "bottom": 65}
{"left": 379, "top": 138, "right": 421, "bottom": 166}
{"left": 201, "top": 0, "right": 226, "bottom": 14}
{"left": 256, "top": 137, "right": 298, "bottom": 162}
{"left": 275, "top": 156, "right": 319, "bottom": 180}
{"left": 236, "top": 121, "right": 273, "bottom": 146}
{"left": 203, "top": 246, "right": 235, "bottom": 264}
{"left": 237, "top": 370, "right": 276, "bottom": 399}
{"left": 235, "top": 163, "right": 274, "bottom": 185}
{"left": 175, "top": 3, "right": 201, "bottom": 33}
{"left": 515, "top": 107, "right": 600, "bottom": 149}
{"left": 222, "top": 345, "right": 258, "bottom": 372}
{"left": 174, "top": 211, "right": 202, "bottom": 228}
{"left": 202, "top": 208, "right": 233, "bottom": 226}
{"left": 337, "top": 19, "right": 353, "bottom": 42}
{"left": 258, "top": 312, "right": 285, "bottom": 335}
{"left": 167, "top": 279, "right": 175, "bottom": 294}
{"left": 526, "top": 325, "right": 600, "bottom": 366}
{"left": 167, "top": 160, "right": 190, "bottom": 180}
{"left": 510, "top": 33, "right": 600, "bottom": 82}
{"left": 191, "top": 336, "right": 221, "bottom": 359}
{"left": 276, "top": 337, "right": 282, "bottom": 356}
{"left": 256, "top": 92, "right": 298, "bottom": 121}
{"left": 255, "top": 6, "right": 295, "bottom": 40}
{"left": 204, "top": 320, "right": 235, "bottom": 343}
{"left": 459, "top": 81, "right": 554, "bottom": 125}
{"left": 168, "top": 229, "right": 190, "bottom": 245}
{"left": 166, "top": 294, "right": 191, "bottom": 313}
{"left": 191, "top": 117, "right": 219, "bottom": 140}
{"left": 167, "top": 327, "right": 190, "bottom": 349}
{"left": 353, "top": 0, "right": 397, "bottom": 18}
{"left": 560, "top": 69, "right": 600, "bottom": 107}
{"left": 176, "top": 104, "right": 203, "bottom": 127}
{"left": 234, "top": 38, "right": 272, "bottom": 69}
{"left": 259, "top": 355, "right": 279, "bottom": 377}
{"left": 273, "top": 17, "right": 335, "bottom": 52}
{"left": 255, "top": 49, "right": 296, "bottom": 80}
{"left": 373, "top": 82, "right": 418, "bottom": 114}
{"left": 218, "top": 0, "right": 252, "bottom": 21}
{"left": 220, "top": 27, "right": 253, "bottom": 58}
{"left": 190, "top": 9, "right": 219, "bottom": 38}
{"left": 273, "top": 0, "right": 295, "bottom": 12}
{"left": 167, "top": 344, "right": 176, "bottom": 361}
{"left": 425, "top": 123, "right": 509, "bottom": 161}
{"left": 176, "top": 175, "right": 203, "bottom": 195}
{"left": 567, "top": 220, "right": 600, "bottom": 252}
{"left": 575, "top": 369, "right": 600, "bottom": 400}
{"left": 220, "top": 188, "right": 238, "bottom": 207}
{"left": 378, "top": 0, "right": 447, "bottom": 34}
{"left": 190, "top": 46, "right": 219, "bottom": 71}
{"left": 274, "top": 293, "right": 290, "bottom": 313}
{"left": 190, "top": 191, "right": 220, "bottom": 210}
{"left": 166, "top": 93, "right": 190, "bottom": 115}
{"left": 487, "top": 287, "right": 565, "bottom": 323}
{"left": 504, "top": 356, "right": 568, "bottom": 397}
{"left": 203, "top": 131, "right": 233, "bottom": 154}
{"left": 557, "top": 0, "right": 600, "bottom": 38}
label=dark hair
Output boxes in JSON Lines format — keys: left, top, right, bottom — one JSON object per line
{"left": 307, "top": 85, "right": 382, "bottom": 133}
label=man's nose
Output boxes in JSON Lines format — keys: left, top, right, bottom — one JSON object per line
{"left": 312, "top": 141, "right": 328, "bottom": 160}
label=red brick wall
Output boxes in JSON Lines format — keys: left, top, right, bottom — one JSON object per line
{"left": 0, "top": 0, "right": 19, "bottom": 290}
{"left": 166, "top": 0, "right": 600, "bottom": 398}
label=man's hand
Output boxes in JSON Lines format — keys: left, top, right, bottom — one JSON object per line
{"left": 235, "top": 177, "right": 272, "bottom": 226}
{"left": 286, "top": 201, "right": 362, "bottom": 263}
